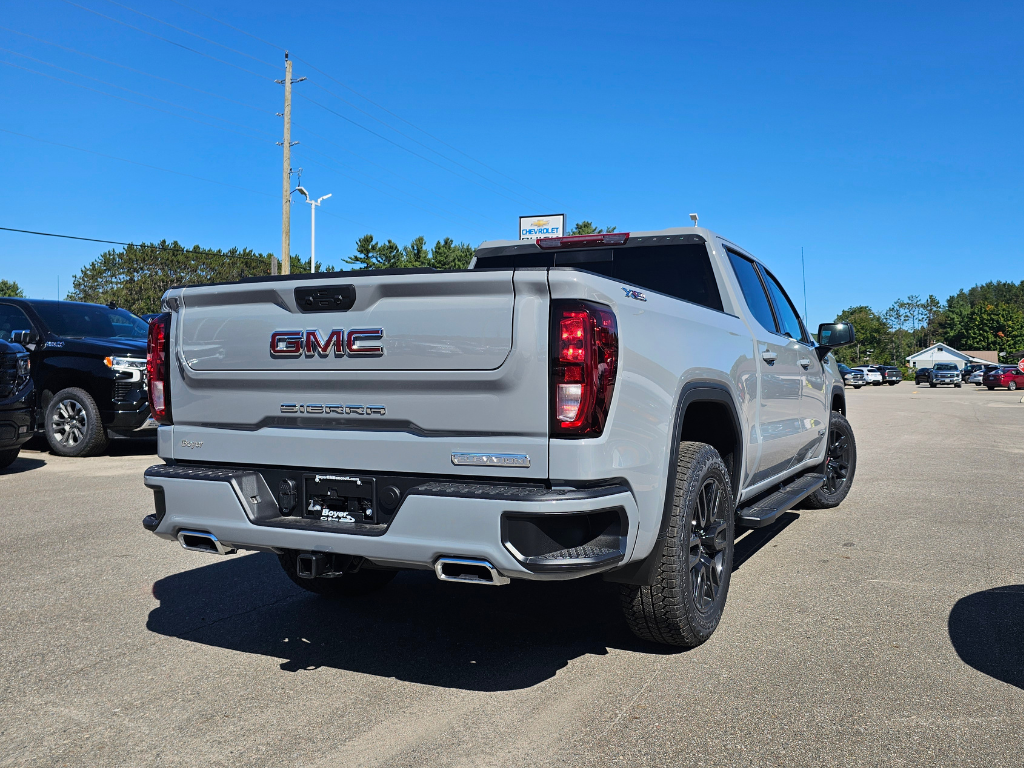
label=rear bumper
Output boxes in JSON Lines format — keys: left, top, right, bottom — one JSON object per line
{"left": 143, "top": 463, "right": 640, "bottom": 581}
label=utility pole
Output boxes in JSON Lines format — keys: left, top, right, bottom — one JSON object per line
{"left": 275, "top": 52, "right": 304, "bottom": 275}
{"left": 294, "top": 186, "right": 331, "bottom": 273}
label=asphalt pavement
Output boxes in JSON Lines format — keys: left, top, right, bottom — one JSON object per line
{"left": 1, "top": 383, "right": 1022, "bottom": 767}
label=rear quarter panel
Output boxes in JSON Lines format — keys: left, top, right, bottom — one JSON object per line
{"left": 547, "top": 268, "right": 756, "bottom": 563}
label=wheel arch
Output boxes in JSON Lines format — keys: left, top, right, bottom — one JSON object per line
{"left": 830, "top": 384, "right": 846, "bottom": 415}
{"left": 605, "top": 379, "right": 744, "bottom": 586}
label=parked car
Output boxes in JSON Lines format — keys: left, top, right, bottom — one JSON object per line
{"left": 968, "top": 368, "right": 986, "bottom": 385}
{"left": 983, "top": 365, "right": 1024, "bottom": 391}
{"left": 0, "top": 299, "right": 155, "bottom": 457}
{"left": 961, "top": 363, "right": 988, "bottom": 383}
{"left": 141, "top": 225, "right": 859, "bottom": 649}
{"left": 139, "top": 313, "right": 161, "bottom": 324}
{"left": 928, "top": 362, "right": 961, "bottom": 388}
{"left": 874, "top": 365, "right": 903, "bottom": 385}
{"left": 914, "top": 367, "right": 932, "bottom": 385}
{"left": 838, "top": 363, "right": 866, "bottom": 389}
{"left": 0, "top": 338, "right": 34, "bottom": 469}
{"left": 854, "top": 366, "right": 883, "bottom": 385}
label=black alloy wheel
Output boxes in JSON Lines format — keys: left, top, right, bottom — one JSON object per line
{"left": 822, "top": 424, "right": 851, "bottom": 496}
{"left": 689, "top": 476, "right": 728, "bottom": 614}
{"left": 803, "top": 411, "right": 857, "bottom": 510}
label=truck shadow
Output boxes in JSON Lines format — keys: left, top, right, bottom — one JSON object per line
{"left": 948, "top": 585, "right": 1024, "bottom": 690}
{"left": 146, "top": 517, "right": 791, "bottom": 692}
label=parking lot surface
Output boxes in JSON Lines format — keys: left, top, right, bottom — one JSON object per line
{"left": 1, "top": 384, "right": 1022, "bottom": 767}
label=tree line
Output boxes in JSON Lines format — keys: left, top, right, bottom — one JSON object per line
{"left": 833, "top": 281, "right": 1024, "bottom": 368}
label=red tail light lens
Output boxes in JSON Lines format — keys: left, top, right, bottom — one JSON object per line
{"left": 550, "top": 300, "right": 617, "bottom": 437}
{"left": 147, "top": 312, "right": 172, "bottom": 425}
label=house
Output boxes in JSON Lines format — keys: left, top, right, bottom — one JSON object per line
{"left": 905, "top": 344, "right": 997, "bottom": 370}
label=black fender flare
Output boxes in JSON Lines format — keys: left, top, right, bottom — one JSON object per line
{"left": 605, "top": 379, "right": 744, "bottom": 586}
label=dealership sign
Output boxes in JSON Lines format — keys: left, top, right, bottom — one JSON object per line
{"left": 519, "top": 214, "right": 565, "bottom": 241}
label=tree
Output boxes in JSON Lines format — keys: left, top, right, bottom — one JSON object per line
{"left": 833, "top": 305, "right": 892, "bottom": 365}
{"left": 0, "top": 280, "right": 25, "bottom": 298}
{"left": 344, "top": 235, "right": 474, "bottom": 271}
{"left": 943, "top": 302, "right": 1024, "bottom": 362}
{"left": 568, "top": 221, "right": 617, "bottom": 236}
{"left": 67, "top": 241, "right": 274, "bottom": 315}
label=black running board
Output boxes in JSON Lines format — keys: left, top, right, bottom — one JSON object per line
{"left": 735, "top": 473, "right": 825, "bottom": 528}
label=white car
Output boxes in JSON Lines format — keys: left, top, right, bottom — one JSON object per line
{"left": 969, "top": 369, "right": 986, "bottom": 385}
{"left": 854, "top": 366, "right": 883, "bottom": 385}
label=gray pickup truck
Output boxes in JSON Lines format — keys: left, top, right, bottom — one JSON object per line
{"left": 142, "top": 226, "right": 858, "bottom": 647}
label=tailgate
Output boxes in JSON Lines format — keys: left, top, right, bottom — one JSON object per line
{"left": 164, "top": 270, "right": 551, "bottom": 478}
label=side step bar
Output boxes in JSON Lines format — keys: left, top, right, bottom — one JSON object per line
{"left": 736, "top": 473, "right": 825, "bottom": 528}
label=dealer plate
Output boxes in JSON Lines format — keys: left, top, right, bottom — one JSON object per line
{"left": 303, "top": 473, "right": 376, "bottom": 524}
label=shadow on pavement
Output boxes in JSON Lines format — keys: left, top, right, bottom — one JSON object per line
{"left": 733, "top": 512, "right": 799, "bottom": 571}
{"left": 0, "top": 456, "right": 46, "bottom": 475}
{"left": 147, "top": 511, "right": 793, "bottom": 691}
{"left": 106, "top": 437, "right": 158, "bottom": 457}
{"left": 948, "top": 585, "right": 1024, "bottom": 690}
{"left": 148, "top": 552, "right": 655, "bottom": 691}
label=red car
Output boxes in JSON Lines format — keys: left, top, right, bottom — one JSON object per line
{"left": 983, "top": 365, "right": 1024, "bottom": 391}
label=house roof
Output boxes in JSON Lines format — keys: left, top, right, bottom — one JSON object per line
{"left": 906, "top": 343, "right": 996, "bottom": 365}
{"left": 962, "top": 350, "right": 1000, "bottom": 364}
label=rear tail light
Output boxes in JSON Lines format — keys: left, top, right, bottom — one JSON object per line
{"left": 147, "top": 312, "right": 172, "bottom": 424}
{"left": 536, "top": 232, "right": 630, "bottom": 250}
{"left": 550, "top": 300, "right": 617, "bottom": 437}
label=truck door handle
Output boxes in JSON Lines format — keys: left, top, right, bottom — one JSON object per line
{"left": 798, "top": 358, "right": 811, "bottom": 369}
{"left": 761, "top": 350, "right": 778, "bottom": 365}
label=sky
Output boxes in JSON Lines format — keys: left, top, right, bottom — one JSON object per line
{"left": 1, "top": 0, "right": 1021, "bottom": 327}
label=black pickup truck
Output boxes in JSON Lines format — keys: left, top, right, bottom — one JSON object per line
{"left": 0, "top": 338, "right": 34, "bottom": 469}
{"left": 0, "top": 299, "right": 154, "bottom": 457}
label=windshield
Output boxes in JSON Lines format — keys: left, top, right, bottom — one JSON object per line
{"left": 934, "top": 363, "right": 958, "bottom": 371}
{"left": 32, "top": 302, "right": 148, "bottom": 340}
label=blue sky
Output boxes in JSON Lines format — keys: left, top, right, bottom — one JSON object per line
{"left": 1, "top": 0, "right": 1021, "bottom": 326}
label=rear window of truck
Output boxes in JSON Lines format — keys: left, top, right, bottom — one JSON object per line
{"left": 476, "top": 243, "right": 723, "bottom": 311}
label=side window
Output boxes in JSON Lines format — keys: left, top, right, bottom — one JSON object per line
{"left": 0, "top": 304, "right": 34, "bottom": 342}
{"left": 610, "top": 244, "right": 723, "bottom": 311}
{"left": 727, "top": 251, "right": 777, "bottom": 332}
{"left": 761, "top": 269, "right": 807, "bottom": 342}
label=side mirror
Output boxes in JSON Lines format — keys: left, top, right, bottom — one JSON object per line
{"left": 816, "top": 323, "right": 855, "bottom": 360}
{"left": 11, "top": 330, "right": 39, "bottom": 347}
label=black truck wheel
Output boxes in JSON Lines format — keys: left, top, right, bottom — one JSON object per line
{"left": 0, "top": 448, "right": 20, "bottom": 470}
{"left": 277, "top": 550, "right": 397, "bottom": 597}
{"left": 619, "top": 442, "right": 734, "bottom": 648}
{"left": 803, "top": 411, "right": 857, "bottom": 509}
{"left": 44, "top": 388, "right": 110, "bottom": 457}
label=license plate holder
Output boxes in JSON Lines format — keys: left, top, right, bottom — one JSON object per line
{"left": 303, "top": 473, "right": 376, "bottom": 524}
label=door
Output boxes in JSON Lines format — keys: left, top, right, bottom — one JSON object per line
{"left": 760, "top": 267, "right": 829, "bottom": 467}
{"left": 726, "top": 252, "right": 817, "bottom": 485}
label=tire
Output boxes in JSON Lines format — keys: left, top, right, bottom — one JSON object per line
{"left": 1010, "top": 381, "right": 1018, "bottom": 392}
{"left": 802, "top": 411, "right": 857, "bottom": 510}
{"left": 887, "top": 382, "right": 896, "bottom": 386}
{"left": 987, "top": 386, "right": 996, "bottom": 391}
{"left": 853, "top": 385, "right": 862, "bottom": 389}
{"left": 929, "top": 383, "right": 937, "bottom": 388}
{"left": 277, "top": 550, "right": 397, "bottom": 597}
{"left": 44, "top": 388, "right": 110, "bottom": 457}
{"left": 619, "top": 442, "right": 734, "bottom": 648}
{"left": 0, "top": 448, "right": 20, "bottom": 470}
{"left": 955, "top": 383, "right": 962, "bottom": 388}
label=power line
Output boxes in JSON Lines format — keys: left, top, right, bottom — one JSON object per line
{"left": 291, "top": 120, "right": 503, "bottom": 225}
{"left": 306, "top": 79, "right": 553, "bottom": 211}
{"left": 0, "top": 225, "right": 271, "bottom": 262}
{"left": 0, "top": 127, "right": 276, "bottom": 198}
{"left": 159, "top": 0, "right": 564, "bottom": 208}
{"left": 298, "top": 92, "right": 540, "bottom": 210}
{"left": 0, "top": 47, "right": 277, "bottom": 138}
{"left": 0, "top": 25, "right": 275, "bottom": 115}
{"left": 55, "top": 0, "right": 276, "bottom": 81}
{"left": 99, "top": 0, "right": 278, "bottom": 69}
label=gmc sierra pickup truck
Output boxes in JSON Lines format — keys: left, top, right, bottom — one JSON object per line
{"left": 142, "top": 226, "right": 858, "bottom": 647}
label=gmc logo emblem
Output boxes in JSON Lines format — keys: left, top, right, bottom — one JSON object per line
{"left": 270, "top": 328, "right": 384, "bottom": 358}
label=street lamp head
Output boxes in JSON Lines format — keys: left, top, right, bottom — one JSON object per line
{"left": 292, "top": 185, "right": 309, "bottom": 200}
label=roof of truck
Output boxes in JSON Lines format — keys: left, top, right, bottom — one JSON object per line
{"left": 476, "top": 226, "right": 724, "bottom": 252}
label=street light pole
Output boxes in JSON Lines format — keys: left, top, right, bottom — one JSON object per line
{"left": 293, "top": 186, "right": 331, "bottom": 273}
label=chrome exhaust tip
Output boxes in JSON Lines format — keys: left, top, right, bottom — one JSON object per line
{"left": 177, "top": 530, "right": 236, "bottom": 556}
{"left": 434, "top": 557, "right": 510, "bottom": 586}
